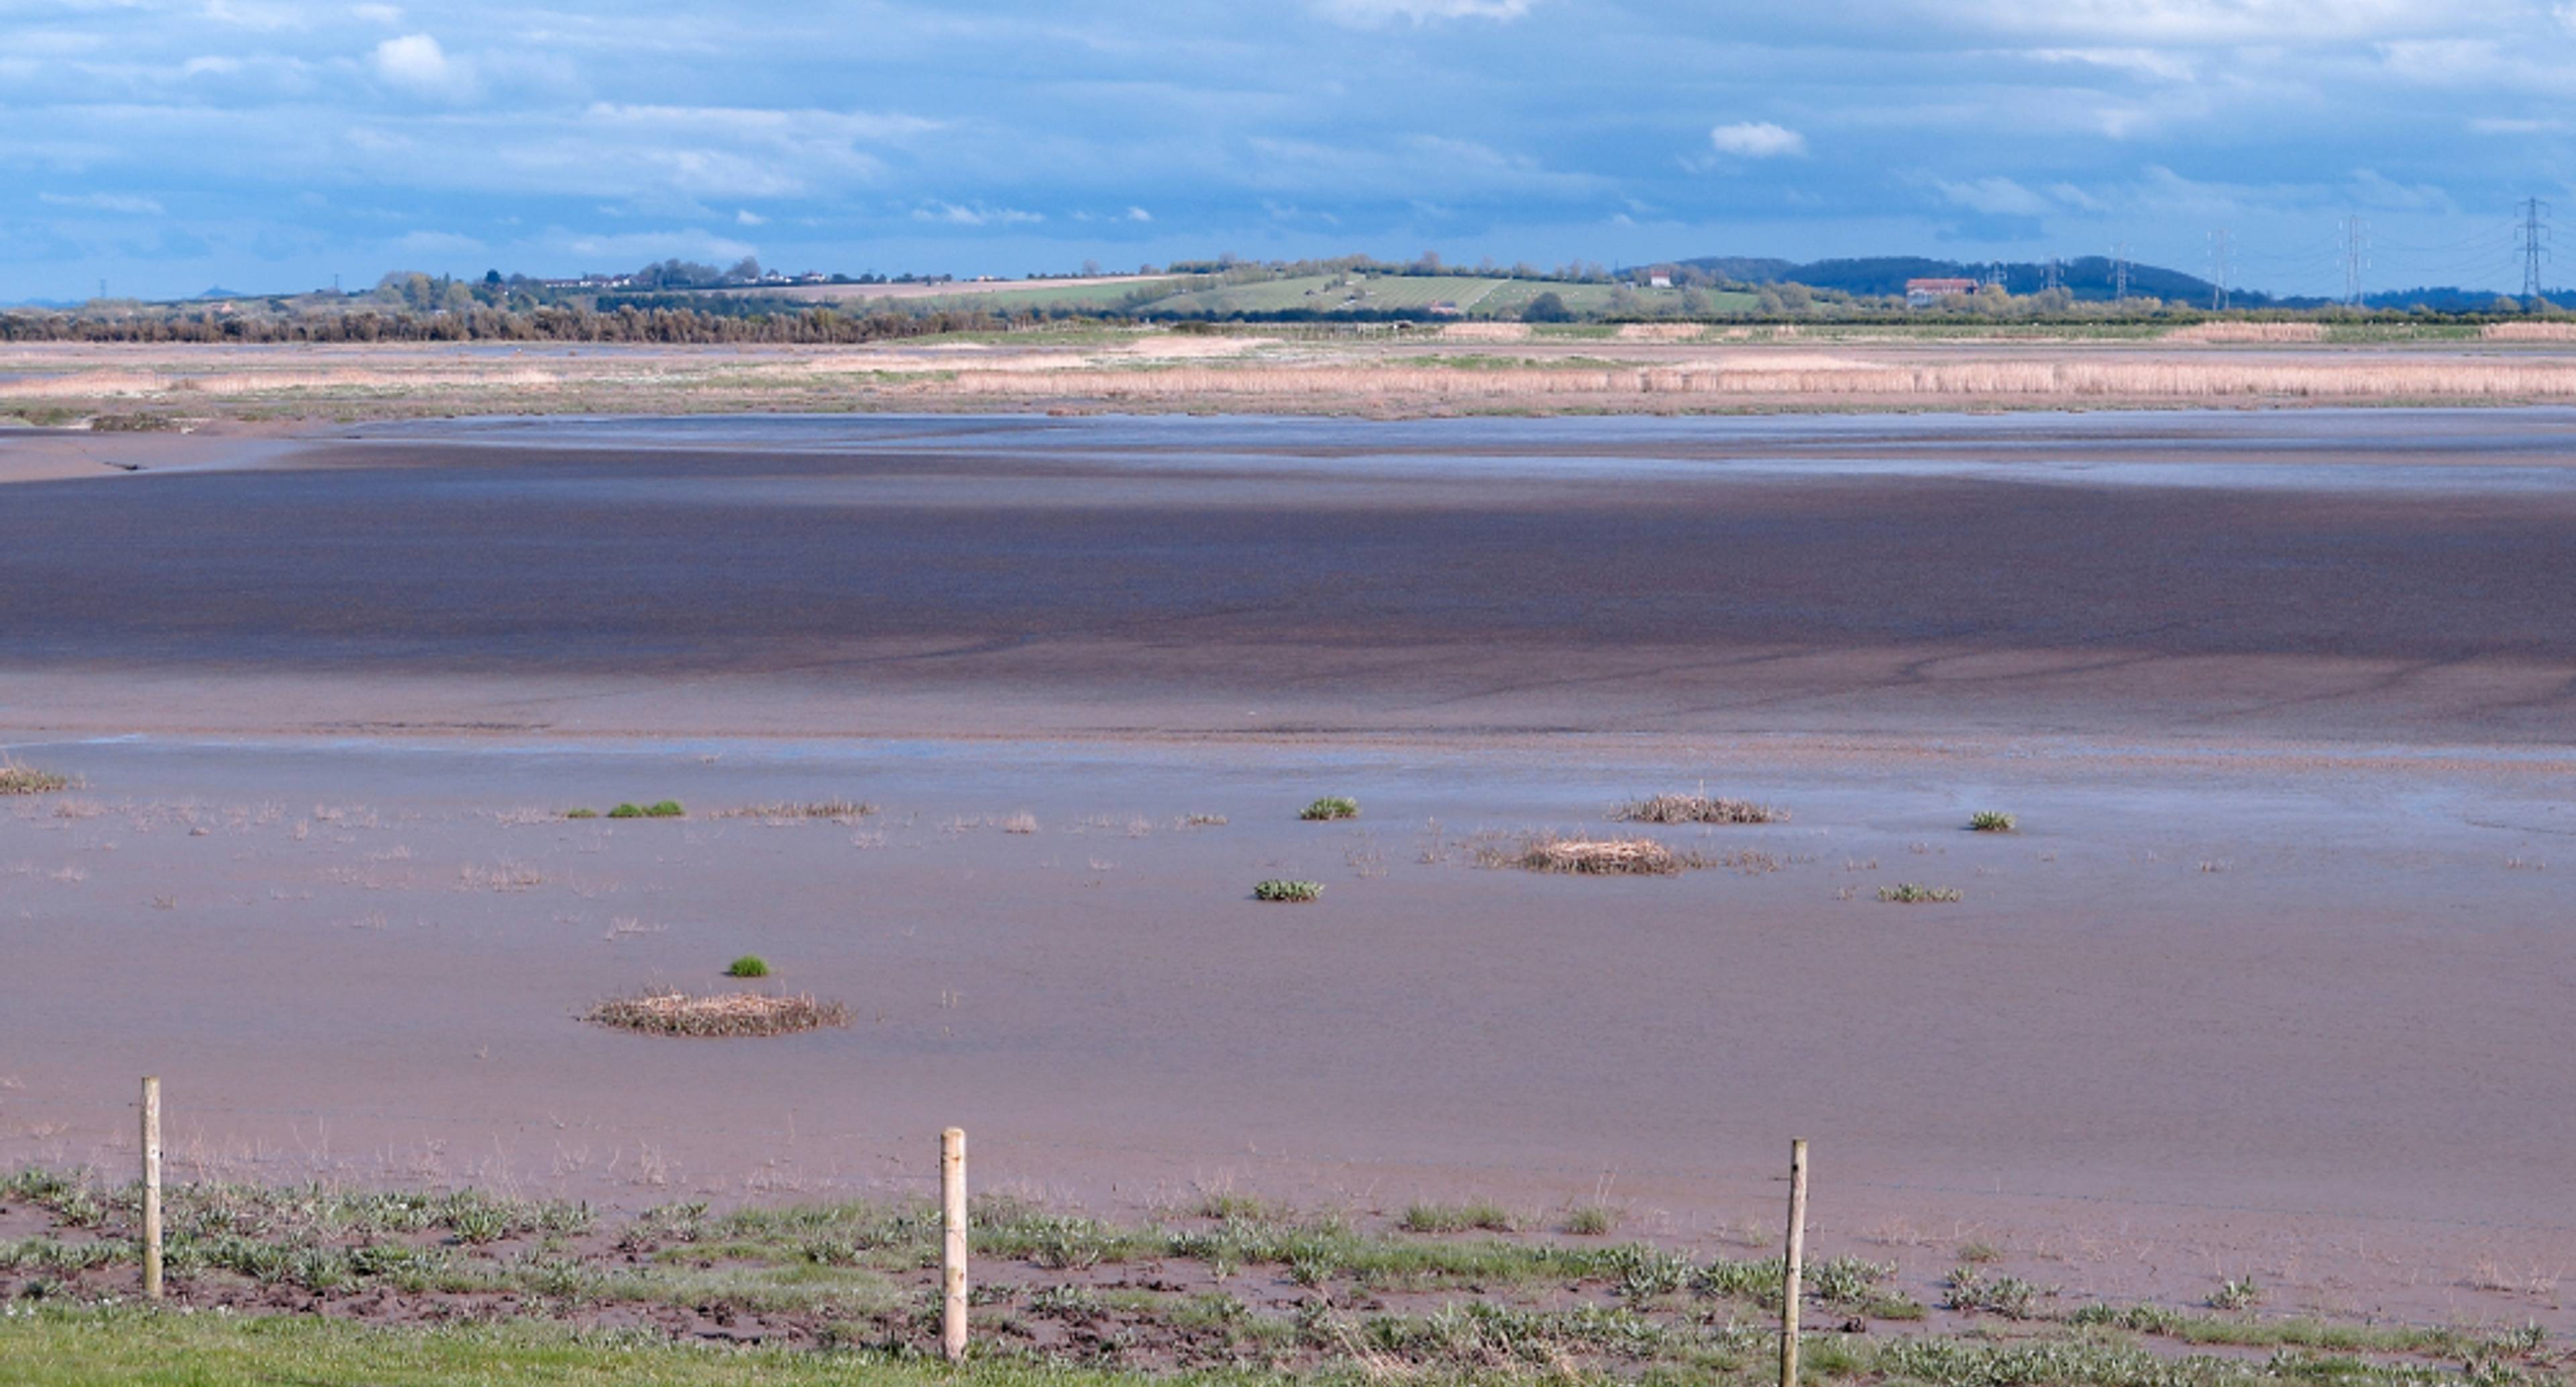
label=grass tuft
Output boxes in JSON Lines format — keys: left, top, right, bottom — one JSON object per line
{"left": 1611, "top": 793, "right": 1786, "bottom": 825}
{"left": 1561, "top": 1205, "right": 1621, "bottom": 1237}
{"left": 1878, "top": 883, "right": 1965, "bottom": 903}
{"left": 585, "top": 990, "right": 848, "bottom": 1038}
{"left": 1252, "top": 879, "right": 1324, "bottom": 903}
{"left": 1300, "top": 796, "right": 1361, "bottom": 822}
{"left": 716, "top": 799, "right": 875, "bottom": 822}
{"left": 1487, "top": 834, "right": 1679, "bottom": 875}
{"left": 563, "top": 808, "right": 599, "bottom": 820}
{"left": 1399, "top": 1202, "right": 1517, "bottom": 1234}
{"left": 724, "top": 955, "right": 771, "bottom": 979}
{"left": 2210, "top": 1274, "right": 2262, "bottom": 1311}
{"left": 0, "top": 759, "right": 76, "bottom": 795}
{"left": 1968, "top": 811, "right": 2018, "bottom": 832}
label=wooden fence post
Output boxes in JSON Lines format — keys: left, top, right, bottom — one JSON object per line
{"left": 941, "top": 1127, "right": 968, "bottom": 1361}
{"left": 1780, "top": 1138, "right": 1808, "bottom": 1387}
{"left": 141, "top": 1076, "right": 162, "bottom": 1302}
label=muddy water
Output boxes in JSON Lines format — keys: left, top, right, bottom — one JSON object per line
{"left": 2, "top": 411, "right": 2573, "bottom": 1327}
{"left": 3, "top": 410, "right": 2575, "bottom": 743}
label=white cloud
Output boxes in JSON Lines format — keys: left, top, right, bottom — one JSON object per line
{"left": 1125, "top": 206, "right": 1153, "bottom": 221}
{"left": 370, "top": 32, "right": 473, "bottom": 99}
{"left": 1708, "top": 121, "right": 1807, "bottom": 158}
{"left": 352, "top": 3, "right": 404, "bottom": 23}
{"left": 914, "top": 201, "right": 1044, "bottom": 226}
{"left": 1311, "top": 0, "right": 1538, "bottom": 27}
{"left": 2024, "top": 46, "right": 2196, "bottom": 80}
{"left": 1937, "top": 176, "right": 2051, "bottom": 216}
{"left": 1928, "top": 0, "right": 2455, "bottom": 45}
{"left": 562, "top": 228, "right": 756, "bottom": 263}
{"left": 39, "top": 191, "right": 165, "bottom": 215}
{"left": 735, "top": 208, "right": 766, "bottom": 225}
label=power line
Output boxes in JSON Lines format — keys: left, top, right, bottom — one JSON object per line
{"left": 2519, "top": 198, "right": 2551, "bottom": 301}
{"left": 2208, "top": 229, "right": 2231, "bottom": 311}
{"left": 2341, "top": 216, "right": 2371, "bottom": 307}
{"left": 2111, "top": 241, "right": 2130, "bottom": 304}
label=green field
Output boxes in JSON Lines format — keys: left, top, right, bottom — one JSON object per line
{"left": 1142, "top": 274, "right": 1757, "bottom": 319}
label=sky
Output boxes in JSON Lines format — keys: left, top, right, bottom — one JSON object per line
{"left": 5, "top": 0, "right": 2576, "bottom": 302}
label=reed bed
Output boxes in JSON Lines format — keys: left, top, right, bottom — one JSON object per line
{"left": 1487, "top": 834, "right": 1682, "bottom": 876}
{"left": 2482, "top": 321, "right": 2576, "bottom": 341}
{"left": 1439, "top": 322, "right": 1533, "bottom": 341}
{"left": 902, "top": 358, "right": 2576, "bottom": 403}
{"left": 1615, "top": 323, "right": 1705, "bottom": 341}
{"left": 2163, "top": 322, "right": 2326, "bottom": 343}
{"left": 584, "top": 989, "right": 850, "bottom": 1038}
{"left": 1611, "top": 792, "right": 1786, "bottom": 825}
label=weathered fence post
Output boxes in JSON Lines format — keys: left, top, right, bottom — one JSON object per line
{"left": 140, "top": 1076, "right": 163, "bottom": 1302}
{"left": 1780, "top": 1138, "right": 1808, "bottom": 1387}
{"left": 941, "top": 1127, "right": 968, "bottom": 1361}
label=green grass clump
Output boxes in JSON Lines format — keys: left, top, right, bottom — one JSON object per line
{"left": 1299, "top": 796, "right": 1360, "bottom": 821}
{"left": 1941, "top": 1266, "right": 2042, "bottom": 1318}
{"left": 725, "top": 955, "right": 771, "bottom": 979}
{"left": 1561, "top": 1205, "right": 1621, "bottom": 1236}
{"left": 1611, "top": 793, "right": 1785, "bottom": 825}
{"left": 0, "top": 759, "right": 75, "bottom": 795}
{"left": 1252, "top": 880, "right": 1324, "bottom": 902}
{"left": 2209, "top": 1274, "right": 2262, "bottom": 1311}
{"left": 606, "top": 803, "right": 646, "bottom": 818}
{"left": 1969, "top": 811, "right": 2017, "bottom": 832}
{"left": 564, "top": 808, "right": 599, "bottom": 819}
{"left": 605, "top": 800, "right": 686, "bottom": 819}
{"left": 1878, "top": 883, "right": 1964, "bottom": 903}
{"left": 1399, "top": 1202, "right": 1517, "bottom": 1234}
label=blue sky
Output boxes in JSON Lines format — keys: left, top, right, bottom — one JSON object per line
{"left": 5, "top": 0, "right": 2574, "bottom": 302}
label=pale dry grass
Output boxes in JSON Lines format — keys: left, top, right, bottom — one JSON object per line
{"left": 901, "top": 357, "right": 2576, "bottom": 403}
{"left": 0, "top": 759, "right": 75, "bottom": 795}
{"left": 1615, "top": 323, "right": 1704, "bottom": 341}
{"left": 1440, "top": 322, "right": 1533, "bottom": 342}
{"left": 2483, "top": 321, "right": 2576, "bottom": 341}
{"left": 1485, "top": 834, "right": 1680, "bottom": 875}
{"left": 584, "top": 989, "right": 850, "bottom": 1038}
{"left": 1611, "top": 792, "right": 1786, "bottom": 825}
{"left": 2164, "top": 322, "right": 2326, "bottom": 343}
{"left": 458, "top": 861, "right": 546, "bottom": 891}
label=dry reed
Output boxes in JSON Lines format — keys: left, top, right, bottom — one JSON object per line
{"left": 714, "top": 799, "right": 876, "bottom": 822}
{"left": 2483, "top": 321, "right": 2576, "bottom": 341}
{"left": 2163, "top": 322, "right": 2326, "bottom": 343}
{"left": 1487, "top": 834, "right": 1682, "bottom": 876}
{"left": 585, "top": 989, "right": 850, "bottom": 1038}
{"left": 902, "top": 357, "right": 2576, "bottom": 403}
{"left": 1611, "top": 793, "right": 1785, "bottom": 825}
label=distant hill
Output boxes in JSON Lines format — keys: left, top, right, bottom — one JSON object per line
{"left": 196, "top": 286, "right": 246, "bottom": 300}
{"left": 1682, "top": 254, "right": 2252, "bottom": 307}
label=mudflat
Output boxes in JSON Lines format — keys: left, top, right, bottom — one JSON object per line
{"left": 2, "top": 410, "right": 2571, "bottom": 1332}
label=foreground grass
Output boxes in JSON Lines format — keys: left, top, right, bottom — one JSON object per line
{"left": 4, "top": 1306, "right": 2557, "bottom": 1387}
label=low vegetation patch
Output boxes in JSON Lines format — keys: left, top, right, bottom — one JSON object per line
{"left": 715, "top": 799, "right": 875, "bottom": 822}
{"left": 604, "top": 800, "right": 686, "bottom": 819}
{"left": 1879, "top": 883, "right": 1965, "bottom": 903}
{"left": 1561, "top": 1205, "right": 1621, "bottom": 1236}
{"left": 724, "top": 954, "right": 771, "bottom": 979}
{"left": 1399, "top": 1201, "right": 1518, "bottom": 1234}
{"left": 1611, "top": 792, "right": 1786, "bottom": 825}
{"left": 1300, "top": 795, "right": 1361, "bottom": 822}
{"left": 1253, "top": 879, "right": 1324, "bottom": 902}
{"left": 0, "top": 759, "right": 76, "bottom": 795}
{"left": 1487, "top": 834, "right": 1680, "bottom": 876}
{"left": 1968, "top": 810, "right": 2018, "bottom": 832}
{"left": 562, "top": 807, "right": 599, "bottom": 819}
{"left": 585, "top": 989, "right": 848, "bottom": 1038}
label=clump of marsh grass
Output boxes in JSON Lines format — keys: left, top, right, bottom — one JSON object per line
{"left": 1943, "top": 1266, "right": 2043, "bottom": 1318}
{"left": 606, "top": 801, "right": 685, "bottom": 819}
{"left": 716, "top": 799, "right": 876, "bottom": 822}
{"left": 0, "top": 759, "right": 76, "bottom": 795}
{"left": 1487, "top": 834, "right": 1680, "bottom": 876}
{"left": 2210, "top": 1274, "right": 2263, "bottom": 1311}
{"left": 1400, "top": 1201, "right": 1517, "bottom": 1234}
{"left": 1562, "top": 1205, "right": 1621, "bottom": 1237}
{"left": 1254, "top": 879, "right": 1324, "bottom": 902}
{"left": 724, "top": 955, "right": 770, "bottom": 979}
{"left": 563, "top": 808, "right": 599, "bottom": 820}
{"left": 1878, "top": 883, "right": 1964, "bottom": 903}
{"left": 1968, "top": 811, "right": 2017, "bottom": 832}
{"left": 1300, "top": 796, "right": 1360, "bottom": 822}
{"left": 1611, "top": 793, "right": 1786, "bottom": 826}
{"left": 585, "top": 989, "right": 848, "bottom": 1038}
